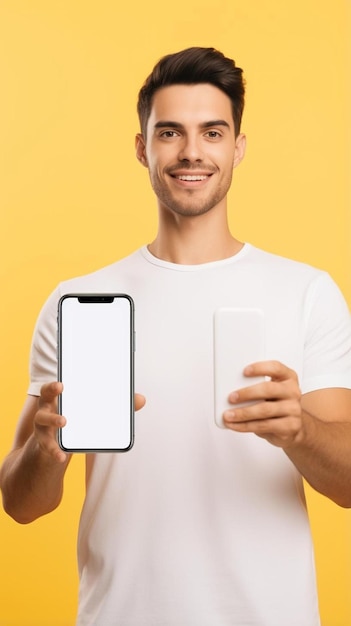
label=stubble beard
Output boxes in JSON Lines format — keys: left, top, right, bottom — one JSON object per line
{"left": 150, "top": 170, "right": 234, "bottom": 218}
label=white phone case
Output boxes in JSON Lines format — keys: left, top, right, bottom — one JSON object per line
{"left": 214, "top": 307, "right": 265, "bottom": 428}
{"left": 57, "top": 293, "right": 135, "bottom": 452}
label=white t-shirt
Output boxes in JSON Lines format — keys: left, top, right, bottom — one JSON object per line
{"left": 29, "top": 244, "right": 351, "bottom": 626}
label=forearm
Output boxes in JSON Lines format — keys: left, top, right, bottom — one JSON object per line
{"left": 0, "top": 435, "right": 71, "bottom": 524}
{"left": 284, "top": 411, "right": 351, "bottom": 508}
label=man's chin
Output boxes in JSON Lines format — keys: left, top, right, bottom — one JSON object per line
{"left": 163, "top": 200, "right": 217, "bottom": 218}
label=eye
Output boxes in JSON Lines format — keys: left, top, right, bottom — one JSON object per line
{"left": 205, "top": 130, "right": 222, "bottom": 139}
{"left": 159, "top": 130, "right": 179, "bottom": 139}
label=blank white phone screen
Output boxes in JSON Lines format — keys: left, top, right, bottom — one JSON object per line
{"left": 58, "top": 295, "right": 133, "bottom": 452}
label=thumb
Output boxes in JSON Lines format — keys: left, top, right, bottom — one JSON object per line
{"left": 135, "top": 393, "right": 146, "bottom": 411}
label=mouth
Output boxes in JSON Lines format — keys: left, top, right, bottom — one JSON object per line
{"left": 168, "top": 171, "right": 214, "bottom": 187}
{"left": 174, "top": 174, "right": 209, "bottom": 182}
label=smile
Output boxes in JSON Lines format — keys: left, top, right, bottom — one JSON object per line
{"left": 175, "top": 175, "right": 209, "bottom": 181}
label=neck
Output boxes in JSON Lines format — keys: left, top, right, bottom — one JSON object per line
{"left": 148, "top": 203, "right": 243, "bottom": 265}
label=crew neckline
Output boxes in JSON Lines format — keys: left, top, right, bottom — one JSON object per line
{"left": 139, "top": 243, "right": 252, "bottom": 272}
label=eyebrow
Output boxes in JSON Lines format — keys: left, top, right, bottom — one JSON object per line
{"left": 154, "top": 119, "right": 231, "bottom": 130}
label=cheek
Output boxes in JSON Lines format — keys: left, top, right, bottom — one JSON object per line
{"left": 148, "top": 160, "right": 162, "bottom": 181}
{"left": 221, "top": 154, "right": 235, "bottom": 175}
{"left": 147, "top": 153, "right": 170, "bottom": 181}
{"left": 146, "top": 160, "right": 166, "bottom": 190}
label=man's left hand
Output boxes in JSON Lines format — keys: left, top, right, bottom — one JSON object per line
{"left": 223, "top": 360, "right": 304, "bottom": 448}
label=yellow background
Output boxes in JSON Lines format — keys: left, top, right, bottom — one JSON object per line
{"left": 0, "top": 1, "right": 350, "bottom": 624}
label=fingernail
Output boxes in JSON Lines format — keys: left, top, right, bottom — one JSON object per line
{"left": 229, "top": 392, "right": 239, "bottom": 403}
{"left": 224, "top": 410, "right": 236, "bottom": 421}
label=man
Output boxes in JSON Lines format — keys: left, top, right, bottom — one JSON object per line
{"left": 1, "top": 47, "right": 351, "bottom": 626}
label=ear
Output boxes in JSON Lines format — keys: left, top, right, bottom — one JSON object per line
{"left": 135, "top": 133, "right": 148, "bottom": 167}
{"left": 233, "top": 133, "right": 246, "bottom": 169}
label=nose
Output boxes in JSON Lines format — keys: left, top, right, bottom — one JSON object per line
{"left": 177, "top": 133, "right": 203, "bottom": 163}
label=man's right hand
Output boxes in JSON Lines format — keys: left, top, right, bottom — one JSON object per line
{"left": 34, "top": 382, "right": 68, "bottom": 463}
{"left": 34, "top": 382, "right": 147, "bottom": 463}
{"left": 0, "top": 383, "right": 146, "bottom": 523}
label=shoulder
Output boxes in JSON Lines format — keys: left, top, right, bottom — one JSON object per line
{"left": 242, "top": 245, "right": 351, "bottom": 319}
{"left": 33, "top": 247, "right": 144, "bottom": 335}
{"left": 245, "top": 244, "right": 337, "bottom": 293}
{"left": 246, "top": 244, "right": 323, "bottom": 276}
{"left": 57, "top": 248, "right": 144, "bottom": 295}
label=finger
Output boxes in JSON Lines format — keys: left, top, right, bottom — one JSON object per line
{"left": 135, "top": 394, "right": 146, "bottom": 411}
{"left": 37, "top": 428, "right": 69, "bottom": 463}
{"left": 224, "top": 414, "right": 302, "bottom": 445}
{"left": 34, "top": 410, "right": 69, "bottom": 463}
{"left": 224, "top": 398, "right": 301, "bottom": 425}
{"left": 229, "top": 379, "right": 300, "bottom": 405}
{"left": 244, "top": 360, "right": 298, "bottom": 382}
{"left": 34, "top": 409, "right": 66, "bottom": 429}
{"left": 39, "top": 381, "right": 63, "bottom": 407}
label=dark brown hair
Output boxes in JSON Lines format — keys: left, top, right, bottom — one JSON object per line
{"left": 137, "top": 47, "right": 245, "bottom": 137}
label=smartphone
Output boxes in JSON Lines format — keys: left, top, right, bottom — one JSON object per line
{"left": 213, "top": 307, "right": 265, "bottom": 428}
{"left": 57, "top": 293, "right": 135, "bottom": 452}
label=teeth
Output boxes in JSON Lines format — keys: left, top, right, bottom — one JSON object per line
{"left": 176, "top": 175, "right": 208, "bottom": 181}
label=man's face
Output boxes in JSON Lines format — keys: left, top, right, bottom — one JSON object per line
{"left": 136, "top": 83, "right": 246, "bottom": 218}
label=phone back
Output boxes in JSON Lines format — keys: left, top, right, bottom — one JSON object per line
{"left": 214, "top": 307, "right": 265, "bottom": 428}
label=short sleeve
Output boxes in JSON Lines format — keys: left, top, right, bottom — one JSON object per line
{"left": 27, "top": 286, "right": 61, "bottom": 396}
{"left": 301, "top": 272, "right": 351, "bottom": 393}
